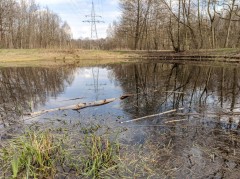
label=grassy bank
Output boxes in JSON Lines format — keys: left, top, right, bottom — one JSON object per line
{"left": 0, "top": 131, "right": 115, "bottom": 179}
{"left": 1, "top": 118, "right": 239, "bottom": 179}
{"left": 0, "top": 130, "right": 120, "bottom": 178}
{"left": 0, "top": 121, "right": 168, "bottom": 178}
{"left": 0, "top": 49, "right": 138, "bottom": 67}
{"left": 181, "top": 48, "right": 240, "bottom": 56}
{"left": 1, "top": 48, "right": 240, "bottom": 67}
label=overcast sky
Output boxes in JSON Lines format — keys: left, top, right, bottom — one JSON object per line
{"left": 35, "top": 0, "right": 120, "bottom": 39}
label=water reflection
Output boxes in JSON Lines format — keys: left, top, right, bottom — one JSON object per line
{"left": 110, "top": 63, "right": 240, "bottom": 126}
{"left": 1, "top": 63, "right": 240, "bottom": 128}
{"left": 109, "top": 63, "right": 240, "bottom": 177}
{"left": 1, "top": 62, "right": 240, "bottom": 177}
{"left": 0, "top": 66, "right": 76, "bottom": 125}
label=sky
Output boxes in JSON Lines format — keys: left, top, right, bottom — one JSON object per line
{"left": 35, "top": 0, "right": 121, "bottom": 39}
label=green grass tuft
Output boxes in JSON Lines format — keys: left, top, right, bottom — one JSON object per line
{"left": 0, "top": 131, "right": 65, "bottom": 178}
{"left": 80, "top": 134, "right": 119, "bottom": 178}
{"left": 0, "top": 128, "right": 120, "bottom": 179}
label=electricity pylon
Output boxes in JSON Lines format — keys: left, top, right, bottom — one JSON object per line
{"left": 83, "top": 0, "right": 104, "bottom": 42}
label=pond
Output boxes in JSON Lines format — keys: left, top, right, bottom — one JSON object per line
{"left": 1, "top": 62, "right": 240, "bottom": 178}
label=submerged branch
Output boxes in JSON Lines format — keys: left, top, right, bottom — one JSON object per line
{"left": 25, "top": 94, "right": 133, "bottom": 116}
{"left": 121, "top": 108, "right": 184, "bottom": 123}
{"left": 24, "top": 89, "right": 183, "bottom": 117}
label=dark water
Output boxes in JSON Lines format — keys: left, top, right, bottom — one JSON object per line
{"left": 1, "top": 62, "right": 240, "bottom": 177}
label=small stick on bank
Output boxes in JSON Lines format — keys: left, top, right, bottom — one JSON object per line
{"left": 121, "top": 108, "right": 184, "bottom": 123}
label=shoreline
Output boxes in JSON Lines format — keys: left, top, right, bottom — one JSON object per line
{"left": 0, "top": 48, "right": 240, "bottom": 67}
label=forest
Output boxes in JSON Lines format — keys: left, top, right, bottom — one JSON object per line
{"left": 2, "top": 0, "right": 240, "bottom": 52}
{"left": 106, "top": 0, "right": 240, "bottom": 51}
{"left": 0, "top": 0, "right": 72, "bottom": 49}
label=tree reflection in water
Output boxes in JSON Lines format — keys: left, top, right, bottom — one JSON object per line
{"left": 1, "top": 62, "right": 240, "bottom": 178}
{"left": 110, "top": 63, "right": 240, "bottom": 126}
{"left": 0, "top": 66, "right": 76, "bottom": 126}
{"left": 109, "top": 62, "right": 240, "bottom": 178}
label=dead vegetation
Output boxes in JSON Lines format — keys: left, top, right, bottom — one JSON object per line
{"left": 1, "top": 113, "right": 239, "bottom": 179}
{"left": 2, "top": 49, "right": 240, "bottom": 68}
{"left": 0, "top": 49, "right": 136, "bottom": 67}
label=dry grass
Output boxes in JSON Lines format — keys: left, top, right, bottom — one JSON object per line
{"left": 181, "top": 48, "right": 240, "bottom": 56}
{"left": 0, "top": 131, "right": 63, "bottom": 178}
{"left": 0, "top": 120, "right": 176, "bottom": 179}
{"left": 0, "top": 128, "right": 120, "bottom": 179}
{"left": 0, "top": 49, "right": 138, "bottom": 67}
{"left": 1, "top": 117, "right": 239, "bottom": 178}
{"left": 1, "top": 48, "right": 240, "bottom": 67}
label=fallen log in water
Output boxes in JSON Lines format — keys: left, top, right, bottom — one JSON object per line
{"left": 25, "top": 94, "right": 133, "bottom": 116}
{"left": 121, "top": 108, "right": 184, "bottom": 123}
{"left": 25, "top": 90, "right": 186, "bottom": 117}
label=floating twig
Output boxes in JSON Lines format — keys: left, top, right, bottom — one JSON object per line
{"left": 121, "top": 108, "right": 184, "bottom": 123}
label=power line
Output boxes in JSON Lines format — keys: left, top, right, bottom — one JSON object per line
{"left": 83, "top": 0, "right": 104, "bottom": 40}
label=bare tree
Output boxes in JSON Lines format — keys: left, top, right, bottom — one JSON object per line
{"left": 106, "top": 0, "right": 240, "bottom": 50}
{"left": 0, "top": 0, "right": 72, "bottom": 49}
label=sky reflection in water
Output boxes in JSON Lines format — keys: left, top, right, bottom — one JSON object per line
{"left": 1, "top": 62, "right": 240, "bottom": 178}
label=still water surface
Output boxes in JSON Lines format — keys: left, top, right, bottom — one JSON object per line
{"left": 1, "top": 62, "right": 240, "bottom": 127}
{"left": 0, "top": 62, "right": 240, "bottom": 178}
